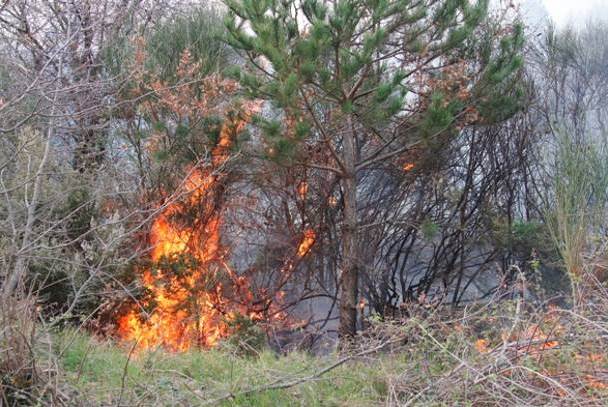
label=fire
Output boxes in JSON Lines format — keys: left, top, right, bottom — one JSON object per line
{"left": 403, "top": 162, "right": 415, "bottom": 171}
{"left": 297, "top": 229, "right": 316, "bottom": 258}
{"left": 297, "top": 181, "right": 308, "bottom": 199}
{"left": 117, "top": 175, "right": 227, "bottom": 350}
{"left": 475, "top": 338, "right": 489, "bottom": 353}
{"left": 117, "top": 102, "right": 268, "bottom": 351}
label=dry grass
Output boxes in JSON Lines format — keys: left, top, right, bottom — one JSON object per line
{"left": 376, "top": 293, "right": 608, "bottom": 406}
{"left": 2, "top": 283, "right": 608, "bottom": 405}
{"left": 0, "top": 294, "right": 63, "bottom": 406}
{"left": 43, "top": 283, "right": 607, "bottom": 406}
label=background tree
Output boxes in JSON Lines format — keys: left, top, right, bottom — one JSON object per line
{"left": 528, "top": 21, "right": 608, "bottom": 306}
{"left": 0, "top": 0, "right": 197, "bottom": 318}
{"left": 0, "top": 0, "right": 161, "bottom": 300}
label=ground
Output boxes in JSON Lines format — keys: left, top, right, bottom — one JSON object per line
{"left": 35, "top": 300, "right": 608, "bottom": 406}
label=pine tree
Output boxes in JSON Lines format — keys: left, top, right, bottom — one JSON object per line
{"left": 224, "top": 0, "right": 523, "bottom": 340}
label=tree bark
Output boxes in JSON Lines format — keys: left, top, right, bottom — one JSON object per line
{"left": 339, "top": 116, "right": 358, "bottom": 339}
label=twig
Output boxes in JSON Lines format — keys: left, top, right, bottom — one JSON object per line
{"left": 116, "top": 339, "right": 138, "bottom": 407}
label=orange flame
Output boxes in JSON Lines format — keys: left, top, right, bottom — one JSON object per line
{"left": 297, "top": 181, "right": 308, "bottom": 200}
{"left": 297, "top": 229, "right": 316, "bottom": 258}
{"left": 117, "top": 103, "right": 268, "bottom": 351}
{"left": 475, "top": 338, "right": 489, "bottom": 353}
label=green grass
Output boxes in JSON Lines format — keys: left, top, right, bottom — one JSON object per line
{"left": 43, "top": 302, "right": 608, "bottom": 406}
{"left": 54, "top": 329, "right": 401, "bottom": 406}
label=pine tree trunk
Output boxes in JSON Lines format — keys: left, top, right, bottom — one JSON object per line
{"left": 339, "top": 117, "right": 358, "bottom": 339}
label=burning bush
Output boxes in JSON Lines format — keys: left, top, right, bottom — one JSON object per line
{"left": 113, "top": 89, "right": 289, "bottom": 351}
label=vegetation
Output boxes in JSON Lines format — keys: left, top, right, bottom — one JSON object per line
{"left": 224, "top": 0, "right": 523, "bottom": 338}
{"left": 7, "top": 294, "right": 608, "bottom": 405}
{"left": 1, "top": 0, "right": 608, "bottom": 405}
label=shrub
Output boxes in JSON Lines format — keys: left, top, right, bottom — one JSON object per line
{"left": 0, "top": 295, "right": 43, "bottom": 404}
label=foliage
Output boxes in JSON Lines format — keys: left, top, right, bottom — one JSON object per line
{"left": 2, "top": 7, "right": 608, "bottom": 406}
{"left": 223, "top": 0, "right": 524, "bottom": 338}
{"left": 104, "top": 6, "right": 231, "bottom": 81}
{"left": 225, "top": 313, "right": 268, "bottom": 356}
{"left": 146, "top": 6, "right": 233, "bottom": 81}
{"left": 545, "top": 130, "right": 608, "bottom": 305}
{"left": 223, "top": 0, "right": 523, "bottom": 151}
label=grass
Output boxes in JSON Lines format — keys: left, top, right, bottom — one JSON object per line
{"left": 3, "top": 293, "right": 607, "bottom": 405}
{"left": 45, "top": 297, "right": 608, "bottom": 406}
{"left": 56, "top": 329, "right": 395, "bottom": 406}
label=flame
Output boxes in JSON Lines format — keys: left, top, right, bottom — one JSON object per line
{"left": 117, "top": 103, "right": 267, "bottom": 351}
{"left": 297, "top": 229, "right": 316, "bottom": 258}
{"left": 475, "top": 339, "right": 489, "bottom": 353}
{"left": 297, "top": 181, "right": 308, "bottom": 200}
{"left": 403, "top": 163, "right": 415, "bottom": 171}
